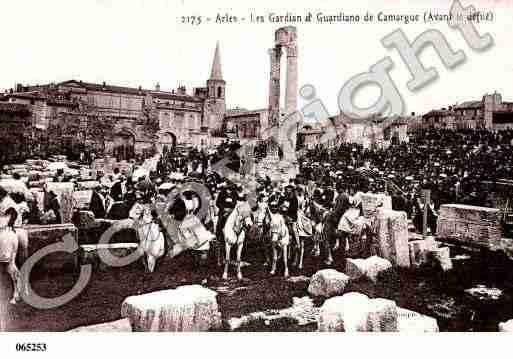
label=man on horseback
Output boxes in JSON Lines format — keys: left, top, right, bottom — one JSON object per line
{"left": 268, "top": 195, "right": 290, "bottom": 277}
{"left": 279, "top": 184, "right": 303, "bottom": 269}
{"left": 251, "top": 193, "right": 271, "bottom": 266}
{"left": 214, "top": 180, "right": 237, "bottom": 266}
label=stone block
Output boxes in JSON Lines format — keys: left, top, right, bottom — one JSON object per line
{"left": 498, "top": 319, "right": 513, "bottom": 332}
{"left": 69, "top": 319, "right": 131, "bottom": 332}
{"left": 428, "top": 247, "right": 453, "bottom": 271}
{"left": 408, "top": 239, "right": 438, "bottom": 268}
{"left": 345, "top": 256, "right": 392, "bottom": 283}
{"left": 396, "top": 307, "right": 439, "bottom": 332}
{"left": 318, "top": 293, "right": 400, "bottom": 332}
{"left": 437, "top": 204, "right": 501, "bottom": 248}
{"left": 308, "top": 269, "right": 350, "bottom": 298}
{"left": 26, "top": 223, "right": 78, "bottom": 270}
{"left": 121, "top": 285, "right": 221, "bottom": 332}
{"left": 79, "top": 243, "right": 139, "bottom": 270}
{"left": 366, "top": 298, "right": 398, "bottom": 332}
{"left": 345, "top": 258, "right": 367, "bottom": 281}
{"left": 374, "top": 209, "right": 410, "bottom": 268}
{"left": 365, "top": 256, "right": 393, "bottom": 283}
{"left": 318, "top": 292, "right": 370, "bottom": 332}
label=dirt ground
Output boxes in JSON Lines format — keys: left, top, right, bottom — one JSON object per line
{"left": 4, "top": 241, "right": 513, "bottom": 332}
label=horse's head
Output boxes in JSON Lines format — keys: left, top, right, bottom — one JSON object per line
{"left": 236, "top": 202, "right": 254, "bottom": 230}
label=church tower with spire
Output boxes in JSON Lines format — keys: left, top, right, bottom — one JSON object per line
{"left": 205, "top": 41, "right": 226, "bottom": 133}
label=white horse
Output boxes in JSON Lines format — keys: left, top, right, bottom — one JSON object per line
{"left": 222, "top": 201, "right": 253, "bottom": 281}
{"left": 269, "top": 211, "right": 291, "bottom": 278}
{"left": 129, "top": 203, "right": 165, "bottom": 273}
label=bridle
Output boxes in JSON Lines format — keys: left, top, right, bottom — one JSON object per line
{"left": 233, "top": 204, "right": 252, "bottom": 233}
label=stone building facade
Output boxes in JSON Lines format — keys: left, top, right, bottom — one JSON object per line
{"left": 223, "top": 108, "right": 269, "bottom": 140}
{"left": 2, "top": 43, "right": 228, "bottom": 160}
{"left": 0, "top": 102, "right": 32, "bottom": 164}
{"left": 421, "top": 92, "right": 513, "bottom": 130}
{"left": 298, "top": 113, "right": 409, "bottom": 150}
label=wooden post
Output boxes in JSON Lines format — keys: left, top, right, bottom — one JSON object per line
{"left": 422, "top": 189, "right": 431, "bottom": 240}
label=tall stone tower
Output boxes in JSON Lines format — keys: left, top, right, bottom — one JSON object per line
{"left": 269, "top": 27, "right": 298, "bottom": 163}
{"left": 483, "top": 91, "right": 502, "bottom": 129}
{"left": 205, "top": 41, "right": 226, "bottom": 133}
{"left": 258, "top": 26, "right": 299, "bottom": 181}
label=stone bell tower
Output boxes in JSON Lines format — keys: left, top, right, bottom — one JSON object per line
{"left": 205, "top": 41, "right": 226, "bottom": 133}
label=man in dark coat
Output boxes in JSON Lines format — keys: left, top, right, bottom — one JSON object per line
{"left": 110, "top": 176, "right": 126, "bottom": 202}
{"left": 214, "top": 182, "right": 237, "bottom": 266}
{"left": 45, "top": 191, "right": 62, "bottom": 224}
{"left": 89, "top": 185, "right": 106, "bottom": 219}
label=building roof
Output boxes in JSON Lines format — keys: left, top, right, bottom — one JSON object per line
{"left": 422, "top": 109, "right": 452, "bottom": 118}
{"left": 210, "top": 41, "right": 223, "bottom": 80}
{"left": 59, "top": 80, "right": 149, "bottom": 96}
{"left": 454, "top": 100, "right": 482, "bottom": 109}
{"left": 11, "top": 80, "right": 205, "bottom": 103}
{"left": 8, "top": 91, "right": 48, "bottom": 101}
{"left": 151, "top": 90, "right": 204, "bottom": 103}
{"left": 225, "top": 108, "right": 267, "bottom": 117}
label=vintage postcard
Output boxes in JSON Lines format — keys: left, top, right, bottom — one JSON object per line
{"left": 0, "top": 0, "right": 512, "bottom": 355}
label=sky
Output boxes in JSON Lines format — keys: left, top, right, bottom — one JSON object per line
{"left": 0, "top": 0, "right": 511, "bottom": 117}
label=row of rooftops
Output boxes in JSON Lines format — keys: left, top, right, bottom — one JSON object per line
{"left": 3, "top": 80, "right": 207, "bottom": 103}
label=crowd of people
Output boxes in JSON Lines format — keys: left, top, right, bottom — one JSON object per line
{"left": 0, "top": 127, "right": 512, "bottom": 317}
{"left": 0, "top": 129, "right": 511, "bottom": 277}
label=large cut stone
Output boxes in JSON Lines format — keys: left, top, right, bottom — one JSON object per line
{"left": 428, "top": 247, "right": 453, "bottom": 271}
{"left": 121, "top": 285, "right": 221, "bottom": 332}
{"left": 69, "top": 319, "right": 131, "bottom": 332}
{"left": 374, "top": 209, "right": 410, "bottom": 268}
{"left": 396, "top": 307, "right": 439, "bottom": 332}
{"left": 345, "top": 258, "right": 367, "bottom": 280}
{"left": 464, "top": 285, "right": 503, "bottom": 302}
{"left": 366, "top": 298, "right": 398, "bottom": 332}
{"left": 26, "top": 223, "right": 78, "bottom": 270}
{"left": 498, "top": 319, "right": 513, "bottom": 332}
{"left": 318, "top": 292, "right": 370, "bottom": 332}
{"left": 436, "top": 204, "right": 501, "bottom": 248}
{"left": 308, "top": 269, "right": 350, "bottom": 298}
{"left": 318, "top": 293, "right": 400, "bottom": 332}
{"left": 365, "top": 256, "right": 393, "bottom": 283}
{"left": 345, "top": 256, "right": 392, "bottom": 283}
{"left": 408, "top": 239, "right": 438, "bottom": 268}
{"left": 79, "top": 243, "right": 139, "bottom": 270}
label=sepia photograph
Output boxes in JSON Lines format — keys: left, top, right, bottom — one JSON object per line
{"left": 0, "top": 1, "right": 512, "bottom": 353}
